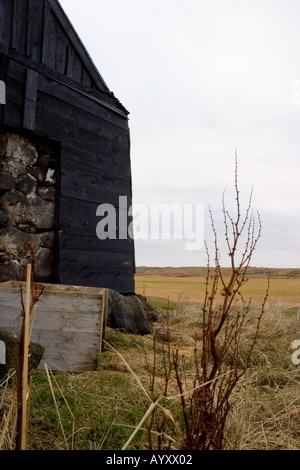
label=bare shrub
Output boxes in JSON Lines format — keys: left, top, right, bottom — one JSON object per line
{"left": 146, "top": 154, "right": 269, "bottom": 450}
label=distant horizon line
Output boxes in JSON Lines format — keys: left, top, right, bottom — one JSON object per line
{"left": 135, "top": 265, "right": 300, "bottom": 270}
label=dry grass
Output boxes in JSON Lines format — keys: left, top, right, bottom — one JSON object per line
{"left": 0, "top": 371, "right": 17, "bottom": 450}
{"left": 224, "top": 303, "right": 300, "bottom": 450}
{"left": 1, "top": 293, "right": 299, "bottom": 450}
{"left": 151, "top": 296, "right": 300, "bottom": 448}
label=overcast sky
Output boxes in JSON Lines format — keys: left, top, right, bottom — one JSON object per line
{"left": 60, "top": 0, "right": 300, "bottom": 268}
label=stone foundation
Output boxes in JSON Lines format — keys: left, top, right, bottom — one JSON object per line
{"left": 0, "top": 131, "right": 57, "bottom": 283}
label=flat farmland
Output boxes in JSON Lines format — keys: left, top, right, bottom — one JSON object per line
{"left": 135, "top": 267, "right": 300, "bottom": 307}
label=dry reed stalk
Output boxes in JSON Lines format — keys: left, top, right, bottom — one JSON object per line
{"left": 0, "top": 390, "right": 17, "bottom": 449}
{"left": 242, "top": 396, "right": 300, "bottom": 443}
{"left": 122, "top": 397, "right": 162, "bottom": 450}
{"left": 96, "top": 419, "right": 115, "bottom": 450}
{"left": 0, "top": 369, "right": 17, "bottom": 449}
{"left": 44, "top": 363, "right": 69, "bottom": 449}
{"left": 104, "top": 340, "right": 152, "bottom": 402}
{"left": 47, "top": 365, "right": 76, "bottom": 450}
{"left": 43, "top": 364, "right": 78, "bottom": 449}
{"left": 114, "top": 422, "right": 177, "bottom": 446}
{"left": 104, "top": 340, "right": 182, "bottom": 449}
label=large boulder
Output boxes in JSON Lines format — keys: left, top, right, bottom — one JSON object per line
{"left": 136, "top": 294, "right": 159, "bottom": 323}
{"left": 107, "top": 290, "right": 159, "bottom": 335}
{"left": 0, "top": 330, "right": 45, "bottom": 380}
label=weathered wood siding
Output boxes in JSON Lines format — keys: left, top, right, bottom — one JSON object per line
{"left": 0, "top": 281, "right": 108, "bottom": 372}
{"left": 1, "top": 0, "right": 110, "bottom": 92}
{"left": 0, "top": 0, "right": 135, "bottom": 293}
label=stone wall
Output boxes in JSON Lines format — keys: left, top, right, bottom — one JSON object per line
{"left": 0, "top": 131, "right": 57, "bottom": 283}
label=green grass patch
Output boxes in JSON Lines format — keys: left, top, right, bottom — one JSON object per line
{"left": 28, "top": 368, "right": 150, "bottom": 450}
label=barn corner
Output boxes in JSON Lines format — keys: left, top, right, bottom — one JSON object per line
{"left": 0, "top": 0, "right": 155, "bottom": 372}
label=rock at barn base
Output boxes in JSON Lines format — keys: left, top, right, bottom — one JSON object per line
{"left": 107, "top": 290, "right": 159, "bottom": 335}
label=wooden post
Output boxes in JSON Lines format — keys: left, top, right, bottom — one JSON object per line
{"left": 100, "top": 289, "right": 108, "bottom": 353}
{"left": 21, "top": 264, "right": 31, "bottom": 450}
{"left": 16, "top": 264, "right": 31, "bottom": 450}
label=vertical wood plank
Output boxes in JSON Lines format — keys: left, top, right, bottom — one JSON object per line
{"left": 66, "top": 46, "right": 82, "bottom": 82}
{"left": 26, "top": 0, "right": 44, "bottom": 61}
{"left": 23, "top": 68, "right": 39, "bottom": 130}
{"left": 11, "top": 0, "right": 28, "bottom": 55}
{"left": 81, "top": 67, "right": 92, "bottom": 88}
{"left": 41, "top": 1, "right": 56, "bottom": 69}
{"left": 54, "top": 20, "right": 68, "bottom": 74}
{"left": 2, "top": 0, "right": 14, "bottom": 51}
{"left": 0, "top": 0, "right": 4, "bottom": 55}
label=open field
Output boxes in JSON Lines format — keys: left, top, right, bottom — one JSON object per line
{"left": 135, "top": 267, "right": 300, "bottom": 308}
{"left": 136, "top": 266, "right": 300, "bottom": 279}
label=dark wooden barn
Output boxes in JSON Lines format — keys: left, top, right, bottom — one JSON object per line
{"left": 0, "top": 0, "right": 135, "bottom": 294}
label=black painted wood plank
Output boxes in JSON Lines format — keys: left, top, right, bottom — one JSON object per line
{"left": 34, "top": 93, "right": 129, "bottom": 143}
{"left": 11, "top": 0, "right": 28, "bottom": 55}
{"left": 0, "top": 1, "right": 4, "bottom": 54}
{"left": 57, "top": 248, "right": 135, "bottom": 292}
{"left": 58, "top": 269, "right": 135, "bottom": 293}
{"left": 26, "top": 0, "right": 44, "bottom": 61}
{"left": 4, "top": 59, "right": 132, "bottom": 174}
{"left": 2, "top": 76, "right": 24, "bottom": 128}
{"left": 25, "top": 68, "right": 39, "bottom": 101}
{"left": 62, "top": 145, "right": 131, "bottom": 181}
{"left": 2, "top": 99, "right": 22, "bottom": 129}
{"left": 47, "top": 0, "right": 109, "bottom": 94}
{"left": 59, "top": 232, "right": 134, "bottom": 255}
{"left": 62, "top": 144, "right": 130, "bottom": 179}
{"left": 36, "top": 89, "right": 129, "bottom": 141}
{"left": 53, "top": 19, "right": 68, "bottom": 74}
{"left": 2, "top": 1, "right": 13, "bottom": 52}
{"left": 6, "top": 55, "right": 127, "bottom": 119}
{"left": 4, "top": 71, "right": 25, "bottom": 103}
{"left": 32, "top": 95, "right": 131, "bottom": 175}
{"left": 37, "top": 73, "right": 128, "bottom": 129}
{"left": 42, "top": 0, "right": 56, "bottom": 69}
{"left": 23, "top": 100, "right": 36, "bottom": 130}
{"left": 60, "top": 157, "right": 132, "bottom": 205}
{"left": 66, "top": 44, "right": 82, "bottom": 83}
{"left": 23, "top": 69, "right": 39, "bottom": 130}
{"left": 81, "top": 67, "right": 92, "bottom": 88}
{"left": 32, "top": 107, "right": 131, "bottom": 176}
{"left": 58, "top": 196, "right": 133, "bottom": 239}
